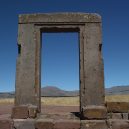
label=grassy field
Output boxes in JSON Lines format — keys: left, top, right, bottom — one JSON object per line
{"left": 0, "top": 95, "right": 129, "bottom": 106}
{"left": 41, "top": 96, "right": 79, "bottom": 106}
{"left": 105, "top": 95, "right": 129, "bottom": 102}
{"left": 0, "top": 98, "right": 14, "bottom": 104}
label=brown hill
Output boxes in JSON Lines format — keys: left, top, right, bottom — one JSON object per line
{"left": 41, "top": 86, "right": 79, "bottom": 97}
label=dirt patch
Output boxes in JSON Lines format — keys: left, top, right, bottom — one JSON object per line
{"left": 0, "top": 104, "right": 13, "bottom": 115}
{"left": 0, "top": 103, "right": 79, "bottom": 115}
{"left": 41, "top": 105, "right": 79, "bottom": 114}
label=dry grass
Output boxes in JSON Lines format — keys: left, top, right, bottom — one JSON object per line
{"left": 41, "top": 96, "right": 79, "bottom": 106}
{"left": 105, "top": 95, "right": 129, "bottom": 102}
{"left": 0, "top": 95, "right": 129, "bottom": 105}
{"left": 0, "top": 98, "right": 14, "bottom": 104}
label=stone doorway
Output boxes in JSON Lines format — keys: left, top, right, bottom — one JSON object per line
{"left": 14, "top": 13, "right": 105, "bottom": 118}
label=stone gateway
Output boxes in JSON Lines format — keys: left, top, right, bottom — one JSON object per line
{"left": 8, "top": 13, "right": 129, "bottom": 129}
{"left": 15, "top": 13, "right": 105, "bottom": 116}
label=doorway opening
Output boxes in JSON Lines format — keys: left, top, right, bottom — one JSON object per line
{"left": 41, "top": 32, "right": 80, "bottom": 114}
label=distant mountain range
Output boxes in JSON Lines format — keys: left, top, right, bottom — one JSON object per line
{"left": 0, "top": 92, "right": 14, "bottom": 98}
{"left": 105, "top": 85, "right": 129, "bottom": 95}
{"left": 41, "top": 86, "right": 79, "bottom": 97}
{"left": 1, "top": 85, "right": 129, "bottom": 98}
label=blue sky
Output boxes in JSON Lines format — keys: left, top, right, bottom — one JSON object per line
{"left": 0, "top": 0, "right": 129, "bottom": 92}
{"left": 42, "top": 33, "right": 79, "bottom": 91}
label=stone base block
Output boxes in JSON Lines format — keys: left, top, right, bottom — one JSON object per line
{"left": 82, "top": 106, "right": 107, "bottom": 119}
{"left": 81, "top": 120, "right": 108, "bottom": 129}
{"left": 11, "top": 105, "right": 38, "bottom": 119}
{"left": 28, "top": 105, "right": 38, "bottom": 118}
{"left": 108, "top": 119, "right": 129, "bottom": 129}
{"left": 122, "top": 113, "right": 129, "bottom": 120}
{"left": 107, "top": 102, "right": 129, "bottom": 113}
{"left": 11, "top": 106, "right": 28, "bottom": 119}
{"left": 112, "top": 113, "right": 122, "bottom": 119}
{"left": 54, "top": 120, "right": 80, "bottom": 129}
{"left": 14, "top": 119, "right": 35, "bottom": 129}
{"left": 35, "top": 119, "right": 54, "bottom": 129}
{"left": 108, "top": 113, "right": 129, "bottom": 120}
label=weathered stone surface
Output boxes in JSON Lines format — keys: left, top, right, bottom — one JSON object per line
{"left": 54, "top": 120, "right": 80, "bottom": 129}
{"left": 81, "top": 120, "right": 108, "bottom": 129}
{"left": 35, "top": 119, "right": 54, "bottom": 129}
{"left": 107, "top": 102, "right": 129, "bottom": 113}
{"left": 122, "top": 113, "right": 129, "bottom": 120}
{"left": 11, "top": 106, "right": 28, "bottom": 119}
{"left": 81, "top": 22, "right": 105, "bottom": 108}
{"left": 107, "top": 113, "right": 112, "bottom": 119}
{"left": 38, "top": 113, "right": 79, "bottom": 120}
{"left": 28, "top": 105, "right": 37, "bottom": 118}
{"left": 13, "top": 119, "right": 35, "bottom": 129}
{"left": 15, "top": 24, "right": 38, "bottom": 107}
{"left": 83, "top": 106, "right": 107, "bottom": 119}
{"left": 19, "top": 13, "right": 101, "bottom": 24}
{"left": 0, "top": 117, "right": 13, "bottom": 129}
{"left": 111, "top": 113, "right": 122, "bottom": 119}
{"left": 108, "top": 119, "right": 129, "bottom": 129}
{"left": 108, "top": 113, "right": 128, "bottom": 119}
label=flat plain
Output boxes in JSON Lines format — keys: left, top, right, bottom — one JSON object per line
{"left": 0, "top": 95, "right": 129, "bottom": 115}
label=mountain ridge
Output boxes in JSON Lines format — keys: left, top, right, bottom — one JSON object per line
{"left": 1, "top": 85, "right": 129, "bottom": 98}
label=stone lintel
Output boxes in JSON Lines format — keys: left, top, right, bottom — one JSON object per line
{"left": 19, "top": 13, "right": 101, "bottom": 24}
